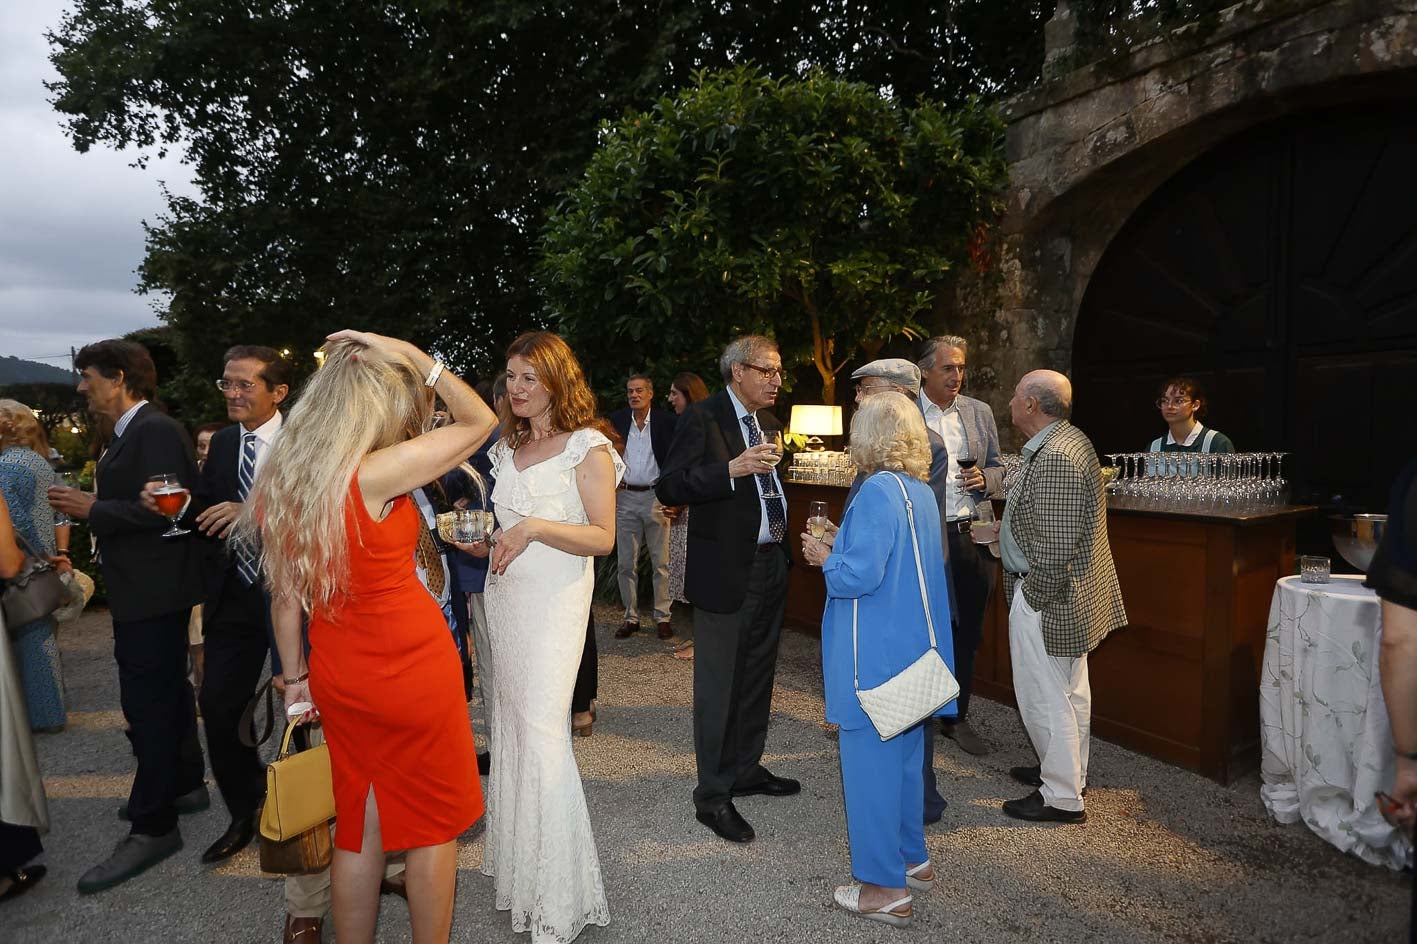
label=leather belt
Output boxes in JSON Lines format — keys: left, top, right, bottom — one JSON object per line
{"left": 618, "top": 483, "right": 655, "bottom": 492}
{"left": 1005, "top": 570, "right": 1028, "bottom": 578}
{"left": 756, "top": 543, "right": 780, "bottom": 555}
{"left": 945, "top": 518, "right": 973, "bottom": 534}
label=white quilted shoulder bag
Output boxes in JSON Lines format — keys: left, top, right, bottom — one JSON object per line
{"left": 852, "top": 472, "right": 961, "bottom": 740}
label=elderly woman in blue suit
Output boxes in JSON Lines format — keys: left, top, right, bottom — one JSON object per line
{"left": 801, "top": 393, "right": 956, "bottom": 929}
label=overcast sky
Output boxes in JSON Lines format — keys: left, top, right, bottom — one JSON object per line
{"left": 0, "top": 1, "right": 197, "bottom": 368}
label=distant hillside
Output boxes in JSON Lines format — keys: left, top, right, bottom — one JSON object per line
{"left": 0, "top": 355, "right": 76, "bottom": 385}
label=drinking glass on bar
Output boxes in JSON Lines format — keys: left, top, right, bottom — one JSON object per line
{"left": 149, "top": 473, "right": 192, "bottom": 538}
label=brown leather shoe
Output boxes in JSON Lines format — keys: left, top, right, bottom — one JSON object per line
{"left": 656, "top": 621, "right": 673, "bottom": 640}
{"left": 283, "top": 915, "right": 323, "bottom": 943}
{"left": 614, "top": 621, "right": 638, "bottom": 639}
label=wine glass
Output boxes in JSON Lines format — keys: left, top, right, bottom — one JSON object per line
{"left": 807, "top": 500, "right": 829, "bottom": 550}
{"left": 149, "top": 473, "right": 192, "bottom": 538}
{"left": 760, "top": 430, "right": 784, "bottom": 498}
{"left": 956, "top": 442, "right": 977, "bottom": 476}
{"left": 53, "top": 472, "right": 78, "bottom": 527}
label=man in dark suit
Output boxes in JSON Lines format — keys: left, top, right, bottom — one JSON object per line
{"left": 656, "top": 335, "right": 799, "bottom": 844}
{"left": 180, "top": 345, "right": 291, "bottom": 864}
{"left": 608, "top": 374, "right": 677, "bottom": 639}
{"left": 49, "top": 340, "right": 208, "bottom": 893}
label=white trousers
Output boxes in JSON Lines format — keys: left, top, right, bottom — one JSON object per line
{"left": 468, "top": 591, "right": 494, "bottom": 742}
{"left": 614, "top": 487, "right": 672, "bottom": 623}
{"left": 1008, "top": 589, "right": 1090, "bottom": 812}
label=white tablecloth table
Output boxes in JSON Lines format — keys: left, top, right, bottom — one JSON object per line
{"left": 1260, "top": 575, "right": 1410, "bottom": 869}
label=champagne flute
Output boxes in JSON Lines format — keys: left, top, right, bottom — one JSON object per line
{"left": 149, "top": 473, "right": 192, "bottom": 538}
{"left": 760, "top": 430, "right": 785, "bottom": 498}
{"left": 53, "top": 472, "right": 78, "bottom": 527}
{"left": 807, "top": 500, "right": 829, "bottom": 544}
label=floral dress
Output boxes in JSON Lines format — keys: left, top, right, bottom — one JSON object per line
{"left": 0, "top": 446, "right": 67, "bottom": 730}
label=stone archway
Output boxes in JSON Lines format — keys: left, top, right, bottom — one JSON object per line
{"left": 952, "top": 0, "right": 1417, "bottom": 471}
{"left": 1071, "top": 102, "right": 1417, "bottom": 513}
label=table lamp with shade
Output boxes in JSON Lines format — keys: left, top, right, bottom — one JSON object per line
{"left": 789, "top": 404, "right": 843, "bottom": 450}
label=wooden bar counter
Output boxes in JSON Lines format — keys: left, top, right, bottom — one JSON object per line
{"left": 973, "top": 497, "right": 1316, "bottom": 784}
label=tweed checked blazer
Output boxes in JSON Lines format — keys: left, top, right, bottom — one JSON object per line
{"left": 1003, "top": 421, "right": 1126, "bottom": 658}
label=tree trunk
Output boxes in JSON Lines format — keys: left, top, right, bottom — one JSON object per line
{"left": 805, "top": 294, "right": 837, "bottom": 405}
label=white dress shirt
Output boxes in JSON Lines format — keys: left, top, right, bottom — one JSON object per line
{"left": 726, "top": 387, "right": 783, "bottom": 545}
{"left": 918, "top": 391, "right": 974, "bottom": 520}
{"left": 622, "top": 411, "right": 660, "bottom": 486}
{"left": 237, "top": 410, "right": 284, "bottom": 482}
{"left": 112, "top": 400, "right": 149, "bottom": 439}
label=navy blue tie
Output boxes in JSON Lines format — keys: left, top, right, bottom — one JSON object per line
{"left": 741, "top": 414, "right": 786, "bottom": 544}
{"left": 235, "top": 432, "right": 260, "bottom": 586}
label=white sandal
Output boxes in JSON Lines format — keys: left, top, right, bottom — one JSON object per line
{"left": 832, "top": 884, "right": 912, "bottom": 928}
{"left": 905, "top": 860, "right": 935, "bottom": 891}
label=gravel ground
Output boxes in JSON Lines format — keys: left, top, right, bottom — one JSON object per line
{"left": 5, "top": 604, "right": 1408, "bottom": 943}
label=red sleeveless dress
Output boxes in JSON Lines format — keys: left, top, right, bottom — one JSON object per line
{"left": 308, "top": 476, "right": 482, "bottom": 852}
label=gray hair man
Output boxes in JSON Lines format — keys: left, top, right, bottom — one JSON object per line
{"left": 999, "top": 370, "right": 1126, "bottom": 822}
{"left": 915, "top": 335, "right": 1004, "bottom": 757}
{"left": 657, "top": 335, "right": 800, "bottom": 845}
{"left": 609, "top": 374, "right": 677, "bottom": 640}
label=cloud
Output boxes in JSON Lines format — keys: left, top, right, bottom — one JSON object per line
{"left": 0, "top": 0, "right": 196, "bottom": 366}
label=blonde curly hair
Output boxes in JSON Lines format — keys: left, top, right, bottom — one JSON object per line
{"left": 849, "top": 393, "right": 930, "bottom": 482}
{"left": 0, "top": 400, "right": 50, "bottom": 455}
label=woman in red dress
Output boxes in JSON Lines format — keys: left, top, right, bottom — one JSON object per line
{"left": 240, "top": 330, "right": 497, "bottom": 943}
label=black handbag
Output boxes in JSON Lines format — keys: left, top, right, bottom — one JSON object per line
{"left": 2, "top": 531, "right": 66, "bottom": 631}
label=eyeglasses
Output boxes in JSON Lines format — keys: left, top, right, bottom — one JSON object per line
{"left": 741, "top": 363, "right": 783, "bottom": 381}
{"left": 1156, "top": 397, "right": 1193, "bottom": 408}
{"left": 216, "top": 379, "right": 261, "bottom": 393}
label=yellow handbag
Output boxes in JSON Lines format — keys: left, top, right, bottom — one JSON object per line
{"left": 260, "top": 722, "right": 335, "bottom": 842}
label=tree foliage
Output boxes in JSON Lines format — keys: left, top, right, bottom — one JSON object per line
{"left": 538, "top": 67, "right": 1007, "bottom": 404}
{"left": 46, "top": 1, "right": 1046, "bottom": 388}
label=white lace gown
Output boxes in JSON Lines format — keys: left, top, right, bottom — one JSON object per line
{"left": 482, "top": 428, "right": 621, "bottom": 943}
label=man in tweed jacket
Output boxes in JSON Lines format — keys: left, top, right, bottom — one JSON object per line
{"left": 998, "top": 370, "right": 1125, "bottom": 823}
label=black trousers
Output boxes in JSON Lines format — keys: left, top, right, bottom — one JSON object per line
{"left": 0, "top": 822, "right": 42, "bottom": 872}
{"left": 691, "top": 549, "right": 788, "bottom": 813}
{"left": 198, "top": 577, "right": 271, "bottom": 821}
{"left": 945, "top": 530, "right": 996, "bottom": 720}
{"left": 572, "top": 609, "right": 598, "bottom": 714}
{"left": 114, "top": 609, "right": 206, "bottom": 836}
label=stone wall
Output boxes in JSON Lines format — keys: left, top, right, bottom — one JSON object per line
{"left": 942, "top": 0, "right": 1417, "bottom": 449}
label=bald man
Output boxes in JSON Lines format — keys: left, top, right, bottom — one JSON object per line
{"left": 998, "top": 371, "right": 1125, "bottom": 823}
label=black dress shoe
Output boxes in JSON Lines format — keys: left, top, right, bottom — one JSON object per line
{"left": 477, "top": 752, "right": 491, "bottom": 775}
{"left": 201, "top": 815, "right": 257, "bottom": 864}
{"left": 1009, "top": 764, "right": 1043, "bottom": 787}
{"left": 1008, "top": 765, "right": 1086, "bottom": 795}
{"left": 695, "top": 802, "right": 755, "bottom": 843}
{"left": 1001, "top": 790, "right": 1086, "bottom": 824}
{"left": 0, "top": 865, "right": 46, "bottom": 902}
{"left": 731, "top": 772, "right": 801, "bottom": 798}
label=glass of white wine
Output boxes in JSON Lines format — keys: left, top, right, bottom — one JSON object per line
{"left": 759, "top": 429, "right": 785, "bottom": 498}
{"left": 807, "top": 500, "right": 829, "bottom": 551}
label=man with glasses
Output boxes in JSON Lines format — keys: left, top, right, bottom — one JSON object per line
{"left": 657, "top": 335, "right": 800, "bottom": 844}
{"left": 161, "top": 346, "right": 291, "bottom": 867}
{"left": 916, "top": 336, "right": 1004, "bottom": 757}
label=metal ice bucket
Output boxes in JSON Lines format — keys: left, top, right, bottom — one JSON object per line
{"left": 1329, "top": 514, "right": 1387, "bottom": 572}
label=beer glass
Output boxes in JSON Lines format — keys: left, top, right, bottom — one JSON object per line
{"left": 149, "top": 473, "right": 191, "bottom": 538}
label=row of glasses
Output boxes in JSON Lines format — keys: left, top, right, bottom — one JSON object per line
{"left": 1105, "top": 452, "right": 1288, "bottom": 508}
{"left": 786, "top": 449, "right": 856, "bottom": 488}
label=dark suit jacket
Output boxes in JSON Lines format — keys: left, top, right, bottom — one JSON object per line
{"left": 189, "top": 422, "right": 243, "bottom": 608}
{"left": 90, "top": 404, "right": 205, "bottom": 622}
{"left": 608, "top": 407, "right": 677, "bottom": 472}
{"left": 655, "top": 390, "right": 789, "bottom": 613}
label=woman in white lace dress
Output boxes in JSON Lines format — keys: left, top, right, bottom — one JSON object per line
{"left": 481, "top": 332, "right": 621, "bottom": 943}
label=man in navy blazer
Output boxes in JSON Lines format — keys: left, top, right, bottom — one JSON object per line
{"left": 657, "top": 336, "right": 799, "bottom": 845}
{"left": 182, "top": 345, "right": 291, "bottom": 865}
{"left": 49, "top": 340, "right": 208, "bottom": 893}
{"left": 608, "top": 375, "right": 677, "bottom": 639}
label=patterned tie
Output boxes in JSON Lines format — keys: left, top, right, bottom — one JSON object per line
{"left": 741, "top": 414, "right": 786, "bottom": 544}
{"left": 415, "top": 520, "right": 445, "bottom": 598}
{"left": 235, "top": 431, "right": 261, "bottom": 587}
